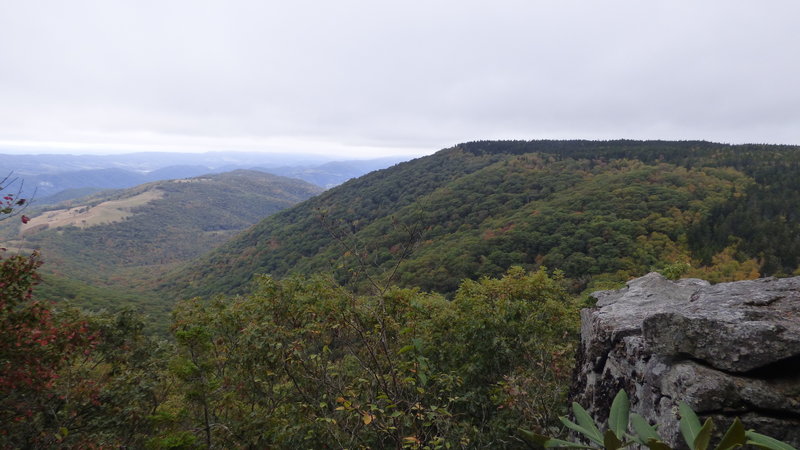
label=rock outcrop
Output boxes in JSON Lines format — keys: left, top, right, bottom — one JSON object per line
{"left": 571, "top": 272, "right": 800, "bottom": 447}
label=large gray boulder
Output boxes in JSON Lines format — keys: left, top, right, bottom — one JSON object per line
{"left": 571, "top": 272, "right": 800, "bottom": 447}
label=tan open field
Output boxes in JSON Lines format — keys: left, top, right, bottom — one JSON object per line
{"left": 20, "top": 189, "right": 164, "bottom": 236}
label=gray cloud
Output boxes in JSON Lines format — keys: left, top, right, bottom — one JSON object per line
{"left": 1, "top": 0, "right": 799, "bottom": 156}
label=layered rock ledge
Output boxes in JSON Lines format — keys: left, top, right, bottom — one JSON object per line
{"left": 571, "top": 272, "right": 800, "bottom": 446}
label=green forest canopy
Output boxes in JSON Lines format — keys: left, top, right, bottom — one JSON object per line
{"left": 4, "top": 140, "right": 800, "bottom": 447}
{"left": 161, "top": 140, "right": 800, "bottom": 299}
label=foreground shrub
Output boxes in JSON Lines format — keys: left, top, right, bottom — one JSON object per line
{"left": 168, "top": 267, "right": 580, "bottom": 448}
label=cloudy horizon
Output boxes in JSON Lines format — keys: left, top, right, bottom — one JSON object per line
{"left": 2, "top": 1, "right": 799, "bottom": 157}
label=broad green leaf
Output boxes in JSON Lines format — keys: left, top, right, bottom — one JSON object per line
{"left": 518, "top": 429, "right": 549, "bottom": 448}
{"left": 609, "top": 390, "right": 629, "bottom": 437}
{"left": 545, "top": 439, "right": 598, "bottom": 449}
{"left": 630, "top": 413, "right": 661, "bottom": 444}
{"left": 713, "top": 418, "right": 745, "bottom": 450}
{"left": 645, "top": 438, "right": 674, "bottom": 450}
{"left": 604, "top": 429, "right": 624, "bottom": 450}
{"left": 518, "top": 430, "right": 595, "bottom": 449}
{"left": 559, "top": 416, "right": 603, "bottom": 446}
{"left": 558, "top": 417, "right": 595, "bottom": 441}
{"left": 693, "top": 418, "right": 714, "bottom": 450}
{"left": 679, "top": 402, "right": 702, "bottom": 447}
{"left": 746, "top": 431, "right": 798, "bottom": 450}
{"left": 572, "top": 402, "right": 604, "bottom": 445}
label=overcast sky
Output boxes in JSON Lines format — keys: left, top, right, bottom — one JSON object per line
{"left": 1, "top": 1, "right": 799, "bottom": 158}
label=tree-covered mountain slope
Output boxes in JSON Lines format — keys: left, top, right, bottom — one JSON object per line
{"left": 0, "top": 170, "right": 322, "bottom": 323}
{"left": 160, "top": 140, "right": 800, "bottom": 298}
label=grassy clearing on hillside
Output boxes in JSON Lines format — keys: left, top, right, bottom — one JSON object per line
{"left": 19, "top": 189, "right": 163, "bottom": 235}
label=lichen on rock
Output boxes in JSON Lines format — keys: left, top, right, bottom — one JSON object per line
{"left": 571, "top": 272, "right": 800, "bottom": 447}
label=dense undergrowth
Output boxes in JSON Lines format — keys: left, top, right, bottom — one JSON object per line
{"left": 2, "top": 248, "right": 578, "bottom": 448}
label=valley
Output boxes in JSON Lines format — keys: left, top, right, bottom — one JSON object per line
{"left": 4, "top": 2, "right": 797, "bottom": 445}
{"left": 0, "top": 169, "right": 323, "bottom": 330}
{"left": 162, "top": 140, "right": 800, "bottom": 300}
{"left": 3, "top": 140, "right": 800, "bottom": 447}
{"left": 7, "top": 140, "right": 800, "bottom": 328}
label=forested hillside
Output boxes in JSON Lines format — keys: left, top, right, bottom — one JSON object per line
{"left": 0, "top": 170, "right": 322, "bottom": 326}
{"left": 162, "top": 140, "right": 800, "bottom": 298}
{"left": 4, "top": 140, "right": 800, "bottom": 448}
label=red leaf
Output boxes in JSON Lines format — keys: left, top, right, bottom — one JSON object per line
{"left": 20, "top": 215, "right": 30, "bottom": 224}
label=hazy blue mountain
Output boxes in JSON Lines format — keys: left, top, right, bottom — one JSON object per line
{"left": 2, "top": 151, "right": 341, "bottom": 175}
{"left": 24, "top": 168, "right": 147, "bottom": 199}
{"left": 143, "top": 165, "right": 217, "bottom": 181}
{"left": 37, "top": 187, "right": 109, "bottom": 205}
{"left": 256, "top": 157, "right": 408, "bottom": 188}
{"left": 3, "top": 151, "right": 410, "bottom": 202}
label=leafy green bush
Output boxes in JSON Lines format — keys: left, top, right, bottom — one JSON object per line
{"left": 167, "top": 267, "right": 580, "bottom": 448}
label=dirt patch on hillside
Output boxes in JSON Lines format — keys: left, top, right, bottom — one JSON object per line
{"left": 20, "top": 189, "right": 164, "bottom": 236}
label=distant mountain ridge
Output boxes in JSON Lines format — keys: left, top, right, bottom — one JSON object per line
{"left": 2, "top": 151, "right": 345, "bottom": 174}
{"left": 7, "top": 169, "right": 322, "bottom": 267}
{"left": 0, "top": 169, "right": 323, "bottom": 327}
{"left": 2, "top": 152, "right": 407, "bottom": 201}
{"left": 159, "top": 140, "right": 800, "bottom": 299}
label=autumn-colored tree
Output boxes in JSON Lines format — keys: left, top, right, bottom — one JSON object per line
{"left": 0, "top": 173, "right": 31, "bottom": 224}
{"left": 0, "top": 250, "right": 100, "bottom": 447}
{"left": 1, "top": 181, "right": 79, "bottom": 445}
{"left": 1, "top": 176, "right": 170, "bottom": 448}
